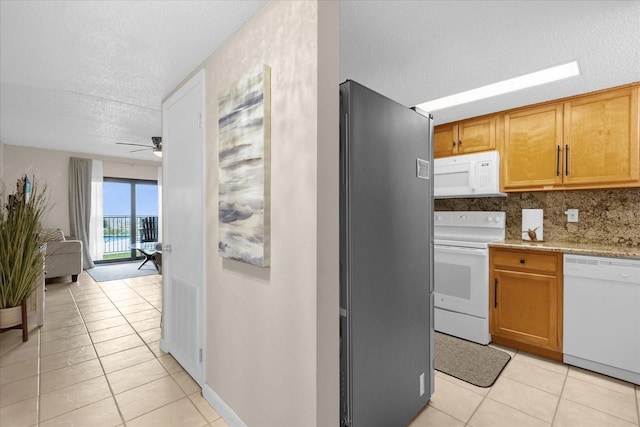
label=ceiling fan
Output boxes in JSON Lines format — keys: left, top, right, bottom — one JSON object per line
{"left": 117, "top": 137, "right": 162, "bottom": 157}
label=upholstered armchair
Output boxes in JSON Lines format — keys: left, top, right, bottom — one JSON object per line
{"left": 40, "top": 229, "right": 83, "bottom": 282}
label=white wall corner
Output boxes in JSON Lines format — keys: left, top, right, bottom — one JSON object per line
{"left": 315, "top": 0, "right": 341, "bottom": 425}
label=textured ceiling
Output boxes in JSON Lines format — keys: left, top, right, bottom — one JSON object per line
{"left": 1, "top": 1, "right": 639, "bottom": 162}
{"left": 340, "top": 0, "right": 640, "bottom": 124}
{"left": 0, "top": 0, "right": 267, "bottom": 161}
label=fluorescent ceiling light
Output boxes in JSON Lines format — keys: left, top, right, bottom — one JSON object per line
{"left": 415, "top": 61, "right": 580, "bottom": 112}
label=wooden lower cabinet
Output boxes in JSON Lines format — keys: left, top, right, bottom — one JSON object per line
{"left": 489, "top": 248, "right": 563, "bottom": 361}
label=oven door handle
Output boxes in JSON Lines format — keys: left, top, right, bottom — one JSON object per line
{"left": 434, "top": 245, "right": 487, "bottom": 255}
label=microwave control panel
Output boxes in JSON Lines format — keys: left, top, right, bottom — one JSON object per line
{"left": 476, "top": 160, "right": 492, "bottom": 188}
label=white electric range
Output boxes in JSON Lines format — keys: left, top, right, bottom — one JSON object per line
{"left": 434, "top": 211, "right": 506, "bottom": 344}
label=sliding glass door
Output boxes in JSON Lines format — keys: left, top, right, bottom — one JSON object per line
{"left": 97, "top": 178, "right": 159, "bottom": 263}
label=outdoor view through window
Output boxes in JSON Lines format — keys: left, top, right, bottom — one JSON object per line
{"left": 100, "top": 179, "right": 159, "bottom": 263}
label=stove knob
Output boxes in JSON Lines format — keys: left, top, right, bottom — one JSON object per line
{"left": 436, "top": 215, "right": 443, "bottom": 221}
{"left": 495, "top": 216, "right": 502, "bottom": 223}
{"left": 487, "top": 217, "right": 494, "bottom": 222}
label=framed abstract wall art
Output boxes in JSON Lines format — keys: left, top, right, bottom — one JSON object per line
{"left": 218, "top": 64, "right": 271, "bottom": 267}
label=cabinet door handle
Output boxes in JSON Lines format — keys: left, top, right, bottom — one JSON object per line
{"left": 520, "top": 259, "right": 525, "bottom": 264}
{"left": 458, "top": 140, "right": 462, "bottom": 147}
{"left": 556, "top": 145, "right": 561, "bottom": 176}
{"left": 452, "top": 141, "right": 456, "bottom": 148}
{"left": 494, "top": 278, "right": 498, "bottom": 308}
{"left": 565, "top": 144, "right": 569, "bottom": 176}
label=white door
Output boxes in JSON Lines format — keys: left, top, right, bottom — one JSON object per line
{"left": 161, "top": 70, "right": 206, "bottom": 385}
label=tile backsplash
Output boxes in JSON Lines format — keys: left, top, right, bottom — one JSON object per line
{"left": 434, "top": 188, "right": 640, "bottom": 247}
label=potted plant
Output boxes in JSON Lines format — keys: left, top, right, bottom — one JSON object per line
{"left": 0, "top": 176, "right": 48, "bottom": 329}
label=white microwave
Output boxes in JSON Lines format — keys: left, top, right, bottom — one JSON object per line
{"left": 433, "top": 151, "right": 506, "bottom": 199}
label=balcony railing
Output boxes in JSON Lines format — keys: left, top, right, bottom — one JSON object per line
{"left": 103, "top": 215, "right": 158, "bottom": 255}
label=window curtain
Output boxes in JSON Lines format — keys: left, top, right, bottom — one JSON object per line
{"left": 157, "top": 166, "right": 162, "bottom": 242}
{"left": 69, "top": 157, "right": 94, "bottom": 269}
{"left": 89, "top": 160, "right": 104, "bottom": 262}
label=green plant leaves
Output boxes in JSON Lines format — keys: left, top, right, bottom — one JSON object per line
{"left": 0, "top": 176, "right": 49, "bottom": 309}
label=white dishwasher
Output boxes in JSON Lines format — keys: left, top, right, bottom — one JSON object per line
{"left": 564, "top": 254, "right": 640, "bottom": 385}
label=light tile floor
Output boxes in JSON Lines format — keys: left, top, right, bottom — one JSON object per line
{"left": 2, "top": 270, "right": 639, "bottom": 426}
{"left": 1, "top": 270, "right": 226, "bottom": 427}
{"left": 409, "top": 345, "right": 640, "bottom": 427}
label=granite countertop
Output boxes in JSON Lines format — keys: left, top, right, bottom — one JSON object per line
{"left": 489, "top": 240, "right": 640, "bottom": 260}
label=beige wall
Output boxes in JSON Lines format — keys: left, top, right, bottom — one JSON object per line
{"left": 166, "top": 1, "right": 339, "bottom": 425}
{"left": 3, "top": 144, "right": 159, "bottom": 236}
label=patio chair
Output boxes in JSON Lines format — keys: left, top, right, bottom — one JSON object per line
{"left": 139, "top": 217, "right": 158, "bottom": 243}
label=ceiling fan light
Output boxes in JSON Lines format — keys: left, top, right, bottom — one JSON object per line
{"left": 153, "top": 149, "right": 162, "bottom": 158}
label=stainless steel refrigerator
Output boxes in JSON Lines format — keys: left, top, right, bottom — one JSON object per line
{"left": 340, "top": 80, "right": 434, "bottom": 427}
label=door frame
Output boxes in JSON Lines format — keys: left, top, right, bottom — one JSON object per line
{"left": 159, "top": 69, "right": 207, "bottom": 385}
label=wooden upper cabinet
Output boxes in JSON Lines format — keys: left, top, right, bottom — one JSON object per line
{"left": 434, "top": 124, "right": 457, "bottom": 158}
{"left": 563, "top": 86, "right": 640, "bottom": 186}
{"left": 503, "top": 104, "right": 563, "bottom": 190}
{"left": 458, "top": 116, "right": 496, "bottom": 154}
{"left": 501, "top": 83, "right": 640, "bottom": 191}
{"left": 434, "top": 116, "right": 495, "bottom": 158}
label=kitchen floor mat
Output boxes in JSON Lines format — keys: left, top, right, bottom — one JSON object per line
{"left": 434, "top": 332, "right": 511, "bottom": 387}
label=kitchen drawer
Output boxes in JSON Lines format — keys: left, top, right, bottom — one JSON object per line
{"left": 492, "top": 248, "right": 559, "bottom": 274}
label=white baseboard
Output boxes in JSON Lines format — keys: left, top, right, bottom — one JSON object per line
{"left": 159, "top": 339, "right": 169, "bottom": 353}
{"left": 202, "top": 384, "right": 248, "bottom": 427}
